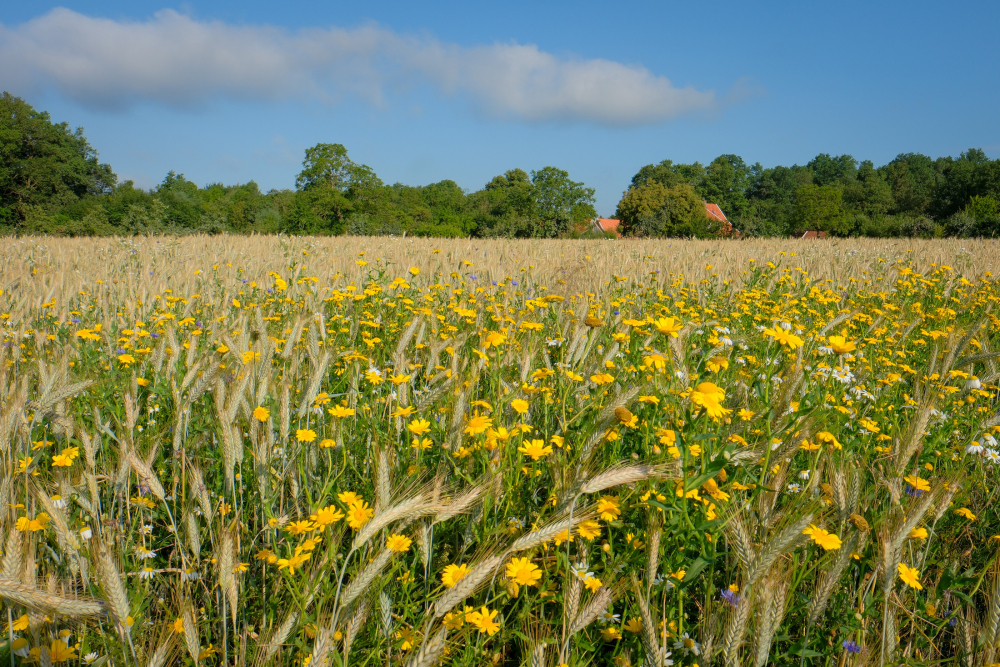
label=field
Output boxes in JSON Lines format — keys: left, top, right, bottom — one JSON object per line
{"left": 2, "top": 234, "right": 1000, "bottom": 667}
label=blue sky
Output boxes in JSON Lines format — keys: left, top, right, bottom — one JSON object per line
{"left": 2, "top": 1, "right": 998, "bottom": 216}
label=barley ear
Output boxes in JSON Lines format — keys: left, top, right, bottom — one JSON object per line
{"left": 433, "top": 554, "right": 503, "bottom": 619}
{"left": 339, "top": 549, "right": 394, "bottom": 610}
{"left": 0, "top": 577, "right": 105, "bottom": 617}
{"left": 96, "top": 540, "right": 131, "bottom": 634}
{"left": 630, "top": 575, "right": 661, "bottom": 666}
{"left": 405, "top": 627, "right": 447, "bottom": 667}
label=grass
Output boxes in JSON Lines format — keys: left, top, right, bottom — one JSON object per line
{"left": 1, "top": 234, "right": 1000, "bottom": 667}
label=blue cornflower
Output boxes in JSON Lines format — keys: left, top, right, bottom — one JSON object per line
{"left": 842, "top": 640, "right": 861, "bottom": 654}
{"left": 720, "top": 589, "right": 740, "bottom": 607}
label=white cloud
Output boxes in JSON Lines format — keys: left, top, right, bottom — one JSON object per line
{"left": 0, "top": 8, "right": 717, "bottom": 125}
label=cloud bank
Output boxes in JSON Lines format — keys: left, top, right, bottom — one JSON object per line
{"left": 0, "top": 8, "right": 717, "bottom": 125}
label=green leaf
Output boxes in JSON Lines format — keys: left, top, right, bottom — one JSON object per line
{"left": 684, "top": 459, "right": 726, "bottom": 491}
{"left": 682, "top": 556, "right": 713, "bottom": 583}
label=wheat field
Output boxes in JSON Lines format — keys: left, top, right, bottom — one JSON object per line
{"left": 2, "top": 234, "right": 1000, "bottom": 667}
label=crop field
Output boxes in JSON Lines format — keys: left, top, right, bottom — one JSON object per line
{"left": 3, "top": 235, "right": 1000, "bottom": 667}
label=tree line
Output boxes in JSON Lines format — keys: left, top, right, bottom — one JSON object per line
{"left": 2, "top": 92, "right": 999, "bottom": 238}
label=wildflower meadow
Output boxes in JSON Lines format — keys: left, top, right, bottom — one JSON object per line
{"left": 2, "top": 235, "right": 1000, "bottom": 667}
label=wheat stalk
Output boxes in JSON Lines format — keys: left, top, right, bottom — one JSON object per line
{"left": 0, "top": 577, "right": 105, "bottom": 616}
{"left": 352, "top": 494, "right": 435, "bottom": 551}
{"left": 405, "top": 627, "right": 447, "bottom": 667}
{"left": 95, "top": 540, "right": 131, "bottom": 634}
{"left": 579, "top": 463, "right": 669, "bottom": 495}
{"left": 340, "top": 549, "right": 394, "bottom": 610}
{"left": 342, "top": 595, "right": 370, "bottom": 659}
{"left": 568, "top": 585, "right": 614, "bottom": 636}
{"left": 509, "top": 512, "right": 590, "bottom": 553}
{"left": 432, "top": 554, "right": 504, "bottom": 618}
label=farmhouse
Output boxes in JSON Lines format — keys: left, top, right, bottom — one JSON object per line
{"left": 592, "top": 201, "right": 736, "bottom": 237}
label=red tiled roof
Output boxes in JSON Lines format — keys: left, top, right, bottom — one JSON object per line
{"left": 596, "top": 218, "right": 620, "bottom": 236}
{"left": 801, "top": 231, "right": 828, "bottom": 239}
{"left": 704, "top": 203, "right": 728, "bottom": 223}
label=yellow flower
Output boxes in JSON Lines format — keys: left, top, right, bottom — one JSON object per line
{"left": 903, "top": 475, "right": 930, "bottom": 492}
{"left": 310, "top": 505, "right": 344, "bottom": 527}
{"left": 955, "top": 507, "right": 976, "bottom": 521}
{"left": 623, "top": 617, "right": 643, "bottom": 634}
{"left": 48, "top": 640, "right": 77, "bottom": 662}
{"left": 655, "top": 317, "right": 682, "bottom": 337}
{"left": 328, "top": 405, "right": 355, "bottom": 418}
{"left": 319, "top": 438, "right": 336, "bottom": 448}
{"left": 10, "top": 614, "right": 29, "bottom": 632}
{"left": 510, "top": 398, "right": 530, "bottom": 414}
{"left": 346, "top": 501, "right": 374, "bottom": 530}
{"left": 827, "top": 335, "right": 856, "bottom": 354}
{"left": 590, "top": 372, "right": 615, "bottom": 385}
{"left": 441, "top": 563, "right": 470, "bottom": 588}
{"left": 577, "top": 520, "right": 601, "bottom": 540}
{"left": 897, "top": 562, "right": 923, "bottom": 589}
{"left": 763, "top": 327, "right": 804, "bottom": 349}
{"left": 338, "top": 491, "right": 363, "bottom": 506}
{"left": 859, "top": 418, "right": 880, "bottom": 433}
{"left": 408, "top": 266, "right": 420, "bottom": 276}
{"left": 597, "top": 496, "right": 621, "bottom": 521}
{"left": 737, "top": 408, "right": 755, "bottom": 421}
{"left": 506, "top": 557, "right": 542, "bottom": 587}
{"left": 276, "top": 552, "right": 311, "bottom": 574}
{"left": 583, "top": 575, "right": 603, "bottom": 592}
{"left": 814, "top": 431, "right": 841, "bottom": 449}
{"left": 518, "top": 439, "right": 552, "bottom": 461}
{"left": 802, "top": 524, "right": 842, "bottom": 550}
{"left": 408, "top": 419, "right": 431, "bottom": 436}
{"left": 690, "top": 382, "right": 731, "bottom": 419}
{"left": 601, "top": 627, "right": 621, "bottom": 641}
{"left": 386, "top": 534, "right": 412, "bottom": 552}
{"left": 482, "top": 332, "right": 506, "bottom": 349}
{"left": 51, "top": 446, "right": 79, "bottom": 467}
{"left": 553, "top": 529, "right": 574, "bottom": 546}
{"left": 296, "top": 429, "right": 317, "bottom": 443}
{"left": 909, "top": 527, "right": 929, "bottom": 540}
{"left": 464, "top": 413, "right": 492, "bottom": 435}
{"left": 706, "top": 356, "right": 729, "bottom": 373}
{"left": 286, "top": 520, "right": 316, "bottom": 536}
{"left": 468, "top": 606, "right": 501, "bottom": 635}
{"left": 118, "top": 353, "right": 135, "bottom": 365}
{"left": 253, "top": 406, "right": 270, "bottom": 422}
{"left": 136, "top": 378, "right": 150, "bottom": 387}
{"left": 16, "top": 513, "right": 50, "bottom": 532}
{"left": 173, "top": 617, "right": 185, "bottom": 634}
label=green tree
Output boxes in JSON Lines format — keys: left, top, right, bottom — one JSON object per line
{"left": 793, "top": 184, "right": 849, "bottom": 235}
{"left": 934, "top": 149, "right": 1000, "bottom": 218}
{"left": 617, "top": 182, "right": 710, "bottom": 237}
{"left": 530, "top": 166, "right": 596, "bottom": 237}
{"left": 699, "top": 154, "right": 752, "bottom": 219}
{"left": 0, "top": 92, "right": 116, "bottom": 227}
{"left": 296, "top": 143, "right": 354, "bottom": 191}
{"left": 880, "top": 153, "right": 942, "bottom": 216}
{"left": 292, "top": 143, "right": 380, "bottom": 232}
{"left": 843, "top": 161, "right": 895, "bottom": 216}
{"left": 808, "top": 153, "right": 858, "bottom": 186}
{"left": 469, "top": 168, "right": 536, "bottom": 237}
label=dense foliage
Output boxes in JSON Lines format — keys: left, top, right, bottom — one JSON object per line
{"left": 619, "top": 153, "right": 1000, "bottom": 238}
{"left": 1, "top": 237, "right": 1000, "bottom": 667}
{"left": 3, "top": 92, "right": 1000, "bottom": 238}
